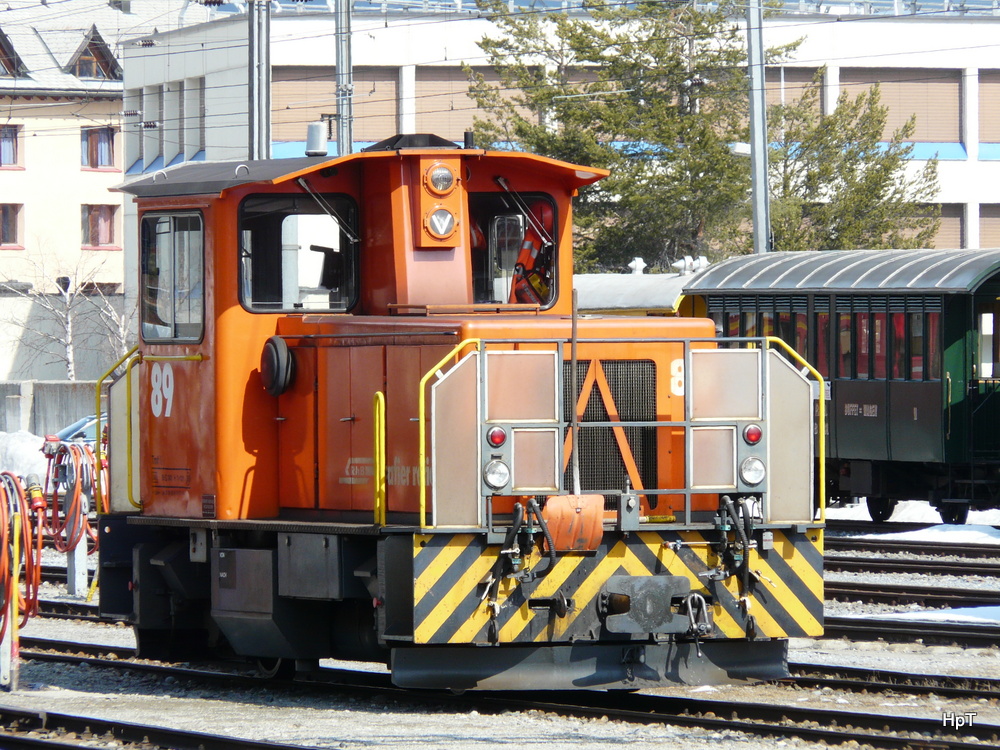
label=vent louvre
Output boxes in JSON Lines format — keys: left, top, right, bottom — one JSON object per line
{"left": 562, "top": 360, "right": 658, "bottom": 509}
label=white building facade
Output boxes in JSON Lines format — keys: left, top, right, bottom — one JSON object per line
{"left": 0, "top": 0, "right": 216, "bottom": 379}
{"left": 123, "top": 4, "right": 1000, "bottom": 254}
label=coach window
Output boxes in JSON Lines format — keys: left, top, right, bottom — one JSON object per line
{"left": 814, "top": 311, "right": 830, "bottom": 378}
{"left": 855, "top": 312, "right": 871, "bottom": 379}
{"left": 759, "top": 311, "right": 774, "bottom": 337}
{"left": 725, "top": 311, "right": 740, "bottom": 338}
{"left": 926, "top": 312, "right": 941, "bottom": 380}
{"left": 872, "top": 312, "right": 887, "bottom": 379}
{"left": 140, "top": 213, "right": 203, "bottom": 342}
{"left": 889, "top": 313, "right": 906, "bottom": 379}
{"left": 910, "top": 312, "right": 926, "bottom": 379}
{"left": 836, "top": 312, "right": 852, "bottom": 378}
{"left": 239, "top": 193, "right": 359, "bottom": 313}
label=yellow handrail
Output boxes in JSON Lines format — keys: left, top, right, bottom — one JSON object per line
{"left": 142, "top": 354, "right": 205, "bottom": 362}
{"left": 417, "top": 338, "right": 482, "bottom": 528}
{"left": 94, "top": 346, "right": 139, "bottom": 513}
{"left": 123, "top": 356, "right": 144, "bottom": 508}
{"left": 373, "top": 391, "right": 386, "bottom": 526}
{"left": 764, "top": 336, "right": 827, "bottom": 522}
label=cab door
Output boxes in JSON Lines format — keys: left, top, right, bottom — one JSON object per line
{"left": 138, "top": 211, "right": 214, "bottom": 518}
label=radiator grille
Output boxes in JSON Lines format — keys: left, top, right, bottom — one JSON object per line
{"left": 562, "top": 360, "right": 658, "bottom": 508}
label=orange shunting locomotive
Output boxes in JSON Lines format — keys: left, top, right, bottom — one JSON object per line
{"left": 99, "top": 133, "right": 824, "bottom": 691}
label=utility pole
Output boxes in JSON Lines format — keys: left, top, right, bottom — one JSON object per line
{"left": 747, "top": 0, "right": 770, "bottom": 253}
{"left": 248, "top": 0, "right": 271, "bottom": 160}
{"left": 335, "top": 0, "right": 354, "bottom": 155}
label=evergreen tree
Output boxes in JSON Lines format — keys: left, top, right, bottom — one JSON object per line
{"left": 469, "top": 5, "right": 940, "bottom": 266}
{"left": 763, "top": 73, "right": 940, "bottom": 253}
{"left": 469, "top": 0, "right": 757, "bottom": 271}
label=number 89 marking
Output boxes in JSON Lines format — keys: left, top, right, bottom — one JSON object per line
{"left": 150, "top": 362, "right": 174, "bottom": 418}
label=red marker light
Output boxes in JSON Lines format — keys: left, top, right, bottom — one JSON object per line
{"left": 743, "top": 424, "right": 763, "bottom": 445}
{"left": 487, "top": 427, "right": 507, "bottom": 448}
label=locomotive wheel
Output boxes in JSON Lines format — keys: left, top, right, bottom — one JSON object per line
{"left": 938, "top": 503, "right": 970, "bottom": 525}
{"left": 254, "top": 657, "right": 296, "bottom": 679}
{"left": 865, "top": 496, "right": 896, "bottom": 523}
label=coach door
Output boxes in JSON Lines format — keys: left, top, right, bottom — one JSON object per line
{"left": 886, "top": 303, "right": 945, "bottom": 463}
{"left": 970, "top": 298, "right": 1000, "bottom": 459}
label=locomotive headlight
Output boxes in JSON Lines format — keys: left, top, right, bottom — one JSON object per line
{"left": 740, "top": 456, "right": 766, "bottom": 487}
{"left": 427, "top": 164, "right": 455, "bottom": 194}
{"left": 483, "top": 460, "right": 511, "bottom": 490}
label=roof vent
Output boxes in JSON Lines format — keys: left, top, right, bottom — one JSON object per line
{"left": 362, "top": 133, "right": 458, "bottom": 152}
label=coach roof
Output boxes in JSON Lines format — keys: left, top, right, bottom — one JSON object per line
{"left": 684, "top": 249, "right": 1000, "bottom": 295}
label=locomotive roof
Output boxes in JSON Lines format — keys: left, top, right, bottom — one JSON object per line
{"left": 117, "top": 156, "right": 339, "bottom": 198}
{"left": 684, "top": 249, "right": 1000, "bottom": 295}
{"left": 116, "top": 144, "right": 608, "bottom": 199}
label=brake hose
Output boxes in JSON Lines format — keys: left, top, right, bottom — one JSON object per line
{"left": 485, "top": 502, "right": 524, "bottom": 607}
{"left": 724, "top": 496, "right": 751, "bottom": 594}
{"left": 527, "top": 497, "right": 556, "bottom": 576}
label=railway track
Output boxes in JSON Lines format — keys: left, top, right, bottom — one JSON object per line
{"left": 787, "top": 662, "right": 1000, "bottom": 701}
{"left": 825, "top": 580, "right": 1000, "bottom": 608}
{"left": 825, "top": 520, "right": 953, "bottom": 535}
{"left": 0, "top": 705, "right": 322, "bottom": 750}
{"left": 825, "top": 554, "right": 1000, "bottom": 577}
{"left": 824, "top": 614, "right": 1000, "bottom": 647}
{"left": 11, "top": 636, "right": 1000, "bottom": 750}
{"left": 25, "top": 634, "right": 1000, "bottom": 704}
{"left": 826, "top": 536, "right": 1000, "bottom": 559}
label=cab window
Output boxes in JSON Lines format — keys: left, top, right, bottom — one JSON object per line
{"left": 469, "top": 192, "right": 556, "bottom": 307}
{"left": 140, "top": 212, "right": 203, "bottom": 342}
{"left": 239, "top": 193, "right": 359, "bottom": 312}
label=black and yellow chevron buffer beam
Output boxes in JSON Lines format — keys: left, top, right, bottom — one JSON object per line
{"left": 411, "top": 527, "right": 823, "bottom": 645}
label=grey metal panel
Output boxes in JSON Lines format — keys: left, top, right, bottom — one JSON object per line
{"left": 391, "top": 640, "right": 788, "bottom": 690}
{"left": 683, "top": 249, "right": 1000, "bottom": 295}
{"left": 833, "top": 381, "right": 889, "bottom": 461}
{"left": 277, "top": 533, "right": 342, "bottom": 600}
{"left": 888, "top": 381, "right": 944, "bottom": 462}
{"left": 431, "top": 352, "right": 481, "bottom": 526}
{"left": 766, "top": 350, "right": 813, "bottom": 523}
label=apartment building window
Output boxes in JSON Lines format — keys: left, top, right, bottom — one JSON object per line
{"left": 1, "top": 204, "right": 21, "bottom": 246}
{"left": 81, "top": 126, "right": 115, "bottom": 168}
{"left": 82, "top": 204, "right": 117, "bottom": 247}
{"left": 1, "top": 125, "right": 20, "bottom": 166}
{"left": 840, "top": 68, "right": 960, "bottom": 143}
{"left": 74, "top": 41, "right": 119, "bottom": 80}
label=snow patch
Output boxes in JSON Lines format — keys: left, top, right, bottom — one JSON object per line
{"left": 0, "top": 431, "right": 47, "bottom": 480}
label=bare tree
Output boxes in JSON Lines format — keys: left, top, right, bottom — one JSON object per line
{"left": 0, "top": 255, "right": 135, "bottom": 381}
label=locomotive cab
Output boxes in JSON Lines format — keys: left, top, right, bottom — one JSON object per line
{"left": 100, "top": 135, "right": 824, "bottom": 691}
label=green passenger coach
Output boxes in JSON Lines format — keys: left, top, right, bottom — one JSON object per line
{"left": 680, "top": 249, "right": 1000, "bottom": 524}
